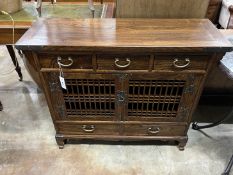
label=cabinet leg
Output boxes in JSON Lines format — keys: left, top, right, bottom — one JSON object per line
{"left": 36, "top": 0, "right": 42, "bottom": 17}
{"left": 91, "top": 10, "right": 95, "bottom": 18}
{"left": 0, "top": 101, "right": 3, "bottom": 111}
{"left": 177, "top": 137, "right": 188, "bottom": 151}
{"left": 55, "top": 134, "right": 66, "bottom": 149}
{"left": 6, "top": 45, "right": 23, "bottom": 81}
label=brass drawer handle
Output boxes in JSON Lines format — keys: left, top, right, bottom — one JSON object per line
{"left": 115, "top": 58, "right": 131, "bottom": 68}
{"left": 173, "top": 58, "right": 190, "bottom": 68}
{"left": 82, "top": 125, "right": 95, "bottom": 133}
{"left": 148, "top": 127, "right": 160, "bottom": 134}
{"left": 57, "top": 56, "right": 74, "bottom": 67}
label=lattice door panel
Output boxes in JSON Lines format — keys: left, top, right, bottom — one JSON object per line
{"left": 127, "top": 79, "right": 186, "bottom": 119}
{"left": 63, "top": 79, "right": 115, "bottom": 118}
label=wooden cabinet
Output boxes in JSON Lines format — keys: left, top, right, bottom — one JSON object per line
{"left": 41, "top": 54, "right": 199, "bottom": 150}
{"left": 33, "top": 51, "right": 217, "bottom": 150}
{"left": 16, "top": 18, "right": 231, "bottom": 150}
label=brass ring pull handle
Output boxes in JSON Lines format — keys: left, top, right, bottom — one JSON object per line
{"left": 115, "top": 58, "right": 131, "bottom": 68}
{"left": 148, "top": 127, "right": 160, "bottom": 134}
{"left": 173, "top": 58, "right": 190, "bottom": 68}
{"left": 57, "top": 57, "right": 74, "bottom": 67}
{"left": 82, "top": 125, "right": 95, "bottom": 133}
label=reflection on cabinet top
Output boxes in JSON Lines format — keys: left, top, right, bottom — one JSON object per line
{"left": 15, "top": 18, "right": 232, "bottom": 52}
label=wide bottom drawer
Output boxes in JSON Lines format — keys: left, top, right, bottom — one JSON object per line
{"left": 123, "top": 123, "right": 187, "bottom": 136}
{"left": 56, "top": 123, "right": 120, "bottom": 135}
{"left": 56, "top": 122, "right": 187, "bottom": 137}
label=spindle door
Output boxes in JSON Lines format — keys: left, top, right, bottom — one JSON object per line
{"left": 45, "top": 71, "right": 202, "bottom": 123}
{"left": 45, "top": 72, "right": 119, "bottom": 121}
{"left": 124, "top": 73, "right": 203, "bottom": 122}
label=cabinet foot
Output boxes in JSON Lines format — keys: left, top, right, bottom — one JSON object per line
{"left": 55, "top": 135, "right": 66, "bottom": 149}
{"left": 177, "top": 138, "right": 188, "bottom": 151}
{"left": 58, "top": 145, "right": 64, "bottom": 149}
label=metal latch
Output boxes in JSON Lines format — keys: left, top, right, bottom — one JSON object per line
{"left": 116, "top": 91, "right": 126, "bottom": 104}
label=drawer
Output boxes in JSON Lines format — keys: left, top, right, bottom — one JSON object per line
{"left": 123, "top": 123, "right": 187, "bottom": 136}
{"left": 38, "top": 54, "right": 93, "bottom": 69}
{"left": 97, "top": 54, "right": 151, "bottom": 70}
{"left": 56, "top": 123, "right": 120, "bottom": 135}
{"left": 154, "top": 54, "right": 209, "bottom": 71}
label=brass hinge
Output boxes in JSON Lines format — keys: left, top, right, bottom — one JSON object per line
{"left": 184, "top": 85, "right": 195, "bottom": 94}
{"left": 48, "top": 72, "right": 60, "bottom": 92}
{"left": 184, "top": 74, "right": 195, "bottom": 94}
{"left": 57, "top": 104, "right": 66, "bottom": 118}
{"left": 49, "top": 82, "right": 60, "bottom": 92}
{"left": 179, "top": 106, "right": 189, "bottom": 120}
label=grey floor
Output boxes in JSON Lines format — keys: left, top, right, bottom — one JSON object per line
{"left": 0, "top": 46, "right": 232, "bottom": 175}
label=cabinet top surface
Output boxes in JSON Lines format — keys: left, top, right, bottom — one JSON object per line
{"left": 16, "top": 18, "right": 232, "bottom": 52}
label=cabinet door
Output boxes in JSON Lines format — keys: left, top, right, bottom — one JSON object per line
{"left": 124, "top": 73, "right": 204, "bottom": 122}
{"left": 43, "top": 72, "right": 120, "bottom": 121}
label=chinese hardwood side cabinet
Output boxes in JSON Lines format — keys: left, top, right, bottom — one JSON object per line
{"left": 16, "top": 19, "right": 232, "bottom": 150}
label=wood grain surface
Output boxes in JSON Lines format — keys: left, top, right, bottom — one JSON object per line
{"left": 16, "top": 18, "right": 232, "bottom": 52}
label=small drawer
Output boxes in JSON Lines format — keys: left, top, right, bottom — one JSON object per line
{"left": 38, "top": 54, "right": 93, "bottom": 69}
{"left": 154, "top": 54, "right": 209, "bottom": 71}
{"left": 57, "top": 123, "right": 120, "bottom": 135}
{"left": 97, "top": 54, "right": 151, "bottom": 70}
{"left": 123, "top": 123, "right": 187, "bottom": 136}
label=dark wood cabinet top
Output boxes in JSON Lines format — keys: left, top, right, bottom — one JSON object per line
{"left": 16, "top": 18, "right": 232, "bottom": 52}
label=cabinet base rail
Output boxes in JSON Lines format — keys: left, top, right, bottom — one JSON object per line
{"left": 55, "top": 134, "right": 188, "bottom": 151}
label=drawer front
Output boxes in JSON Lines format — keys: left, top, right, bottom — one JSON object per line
{"left": 154, "top": 54, "right": 209, "bottom": 71}
{"left": 123, "top": 123, "right": 187, "bottom": 136}
{"left": 56, "top": 123, "right": 120, "bottom": 135}
{"left": 97, "top": 54, "right": 151, "bottom": 70}
{"left": 38, "top": 54, "right": 93, "bottom": 69}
